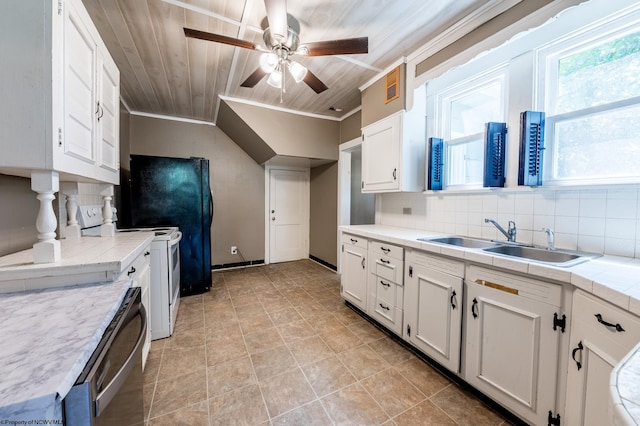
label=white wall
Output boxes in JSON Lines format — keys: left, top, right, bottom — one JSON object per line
{"left": 378, "top": 188, "right": 640, "bottom": 258}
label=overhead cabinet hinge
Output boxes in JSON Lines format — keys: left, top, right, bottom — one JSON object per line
{"left": 406, "top": 324, "right": 411, "bottom": 336}
{"left": 408, "top": 266, "right": 413, "bottom": 277}
{"left": 58, "top": 0, "right": 63, "bottom": 15}
{"left": 58, "top": 128, "right": 63, "bottom": 147}
{"left": 548, "top": 411, "right": 561, "bottom": 426}
{"left": 553, "top": 313, "right": 566, "bottom": 333}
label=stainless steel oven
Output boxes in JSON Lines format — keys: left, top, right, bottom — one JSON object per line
{"left": 64, "top": 287, "right": 146, "bottom": 426}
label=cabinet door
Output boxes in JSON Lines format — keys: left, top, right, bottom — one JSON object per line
{"left": 64, "top": 0, "right": 97, "bottom": 165}
{"left": 341, "top": 244, "right": 368, "bottom": 311}
{"left": 404, "top": 263, "right": 462, "bottom": 373}
{"left": 97, "top": 53, "right": 119, "bottom": 173}
{"left": 362, "top": 114, "right": 401, "bottom": 192}
{"left": 464, "top": 281, "right": 560, "bottom": 425}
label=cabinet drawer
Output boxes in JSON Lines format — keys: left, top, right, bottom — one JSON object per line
{"left": 371, "top": 274, "right": 404, "bottom": 307}
{"left": 122, "top": 250, "right": 151, "bottom": 283}
{"left": 342, "top": 233, "right": 368, "bottom": 250}
{"left": 573, "top": 290, "right": 640, "bottom": 352}
{"left": 370, "top": 256, "right": 403, "bottom": 284}
{"left": 370, "top": 241, "right": 404, "bottom": 261}
{"left": 370, "top": 298, "right": 403, "bottom": 335}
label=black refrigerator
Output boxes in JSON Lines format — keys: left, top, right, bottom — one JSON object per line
{"left": 128, "top": 154, "right": 212, "bottom": 295}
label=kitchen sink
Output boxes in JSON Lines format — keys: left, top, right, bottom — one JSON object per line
{"left": 418, "top": 236, "right": 501, "bottom": 249}
{"left": 483, "top": 245, "right": 597, "bottom": 267}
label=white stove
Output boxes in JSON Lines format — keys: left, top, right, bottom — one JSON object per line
{"left": 77, "top": 205, "right": 182, "bottom": 340}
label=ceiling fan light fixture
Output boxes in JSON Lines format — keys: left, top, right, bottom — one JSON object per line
{"left": 259, "top": 52, "right": 278, "bottom": 73}
{"left": 267, "top": 69, "right": 283, "bottom": 88}
{"left": 288, "top": 61, "right": 307, "bottom": 83}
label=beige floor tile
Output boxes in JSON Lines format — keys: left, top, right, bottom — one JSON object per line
{"left": 261, "top": 297, "right": 294, "bottom": 313}
{"left": 320, "top": 326, "right": 363, "bottom": 353}
{"left": 157, "top": 344, "right": 206, "bottom": 381}
{"left": 310, "top": 314, "right": 346, "bottom": 334}
{"left": 234, "top": 302, "right": 266, "bottom": 318}
{"left": 301, "top": 355, "right": 356, "bottom": 397}
{"left": 393, "top": 400, "right": 457, "bottom": 426}
{"left": 207, "top": 356, "right": 257, "bottom": 397}
{"left": 143, "top": 350, "right": 162, "bottom": 385}
{"left": 208, "top": 384, "right": 269, "bottom": 426}
{"left": 271, "top": 400, "right": 333, "bottom": 426}
{"left": 259, "top": 368, "right": 317, "bottom": 418}
{"left": 163, "top": 326, "right": 205, "bottom": 349}
{"left": 268, "top": 306, "right": 304, "bottom": 325}
{"left": 337, "top": 344, "right": 390, "bottom": 380}
{"left": 361, "top": 368, "right": 426, "bottom": 417}
{"left": 321, "top": 383, "right": 389, "bottom": 425}
{"left": 368, "top": 337, "right": 415, "bottom": 365}
{"left": 149, "top": 369, "right": 207, "bottom": 419}
{"left": 431, "top": 384, "right": 504, "bottom": 426}
{"left": 277, "top": 319, "right": 315, "bottom": 343}
{"left": 348, "top": 320, "right": 387, "bottom": 343}
{"left": 238, "top": 312, "right": 274, "bottom": 335}
{"left": 148, "top": 400, "right": 209, "bottom": 426}
{"left": 230, "top": 292, "right": 259, "bottom": 307}
{"left": 205, "top": 334, "right": 247, "bottom": 366}
{"left": 251, "top": 344, "right": 298, "bottom": 381}
{"left": 244, "top": 327, "right": 285, "bottom": 354}
{"left": 289, "top": 335, "right": 335, "bottom": 366}
{"left": 394, "top": 358, "right": 451, "bottom": 397}
{"left": 143, "top": 382, "right": 155, "bottom": 420}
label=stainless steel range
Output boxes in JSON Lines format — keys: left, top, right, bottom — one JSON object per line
{"left": 77, "top": 205, "right": 182, "bottom": 340}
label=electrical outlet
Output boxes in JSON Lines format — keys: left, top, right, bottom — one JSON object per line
{"left": 231, "top": 246, "right": 237, "bottom": 255}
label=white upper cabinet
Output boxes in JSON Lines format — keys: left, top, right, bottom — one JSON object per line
{"left": 0, "top": 0, "right": 119, "bottom": 184}
{"left": 361, "top": 86, "right": 426, "bottom": 193}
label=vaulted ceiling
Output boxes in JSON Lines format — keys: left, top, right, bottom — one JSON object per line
{"left": 82, "top": 0, "right": 499, "bottom": 123}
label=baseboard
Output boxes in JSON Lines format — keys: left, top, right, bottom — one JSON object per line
{"left": 309, "top": 255, "right": 337, "bottom": 271}
{"left": 212, "top": 259, "right": 265, "bottom": 270}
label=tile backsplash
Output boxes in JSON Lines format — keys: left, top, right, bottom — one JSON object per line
{"left": 377, "top": 188, "right": 640, "bottom": 258}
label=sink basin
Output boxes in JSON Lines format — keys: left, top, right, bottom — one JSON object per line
{"left": 418, "top": 236, "right": 501, "bottom": 249}
{"left": 483, "top": 245, "right": 595, "bottom": 267}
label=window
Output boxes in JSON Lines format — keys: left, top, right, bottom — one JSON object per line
{"left": 436, "top": 67, "right": 507, "bottom": 188}
{"left": 539, "top": 15, "right": 640, "bottom": 184}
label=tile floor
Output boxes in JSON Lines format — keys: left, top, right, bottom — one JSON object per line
{"left": 142, "top": 260, "right": 512, "bottom": 425}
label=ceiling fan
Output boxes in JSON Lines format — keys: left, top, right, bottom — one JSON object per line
{"left": 183, "top": 0, "right": 368, "bottom": 99}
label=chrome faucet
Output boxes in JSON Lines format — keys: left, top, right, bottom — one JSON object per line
{"left": 484, "top": 218, "right": 517, "bottom": 242}
{"left": 542, "top": 227, "right": 555, "bottom": 251}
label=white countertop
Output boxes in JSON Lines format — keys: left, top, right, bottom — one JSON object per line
{"left": 341, "top": 224, "right": 640, "bottom": 425}
{"left": 0, "top": 279, "right": 132, "bottom": 422}
{"left": 0, "top": 232, "right": 154, "bottom": 292}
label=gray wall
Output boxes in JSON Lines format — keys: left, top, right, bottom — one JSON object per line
{"left": 310, "top": 162, "right": 338, "bottom": 267}
{"left": 361, "top": 64, "right": 406, "bottom": 128}
{"left": 340, "top": 111, "right": 362, "bottom": 143}
{"left": 0, "top": 174, "right": 39, "bottom": 256}
{"left": 128, "top": 114, "right": 265, "bottom": 266}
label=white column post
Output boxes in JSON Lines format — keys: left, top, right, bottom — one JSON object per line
{"left": 61, "top": 182, "right": 81, "bottom": 239}
{"left": 31, "top": 171, "right": 61, "bottom": 263}
{"left": 100, "top": 184, "right": 115, "bottom": 237}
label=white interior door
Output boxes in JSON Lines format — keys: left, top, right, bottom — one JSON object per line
{"left": 269, "top": 168, "right": 309, "bottom": 263}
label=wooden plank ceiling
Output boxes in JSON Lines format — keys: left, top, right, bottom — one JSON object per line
{"left": 82, "top": 0, "right": 490, "bottom": 123}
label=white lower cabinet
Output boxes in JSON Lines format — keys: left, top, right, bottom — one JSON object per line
{"left": 117, "top": 247, "right": 152, "bottom": 369}
{"left": 340, "top": 234, "right": 368, "bottom": 311}
{"left": 464, "top": 265, "right": 565, "bottom": 426}
{"left": 403, "top": 250, "right": 463, "bottom": 373}
{"left": 564, "top": 290, "right": 640, "bottom": 426}
{"left": 368, "top": 241, "right": 404, "bottom": 335}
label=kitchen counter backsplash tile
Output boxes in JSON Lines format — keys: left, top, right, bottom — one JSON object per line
{"left": 0, "top": 279, "right": 131, "bottom": 422}
{"left": 378, "top": 188, "right": 640, "bottom": 258}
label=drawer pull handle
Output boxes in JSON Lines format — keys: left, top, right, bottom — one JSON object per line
{"left": 571, "top": 341, "right": 583, "bottom": 370}
{"left": 350, "top": 238, "right": 358, "bottom": 243}
{"left": 379, "top": 303, "right": 390, "bottom": 311}
{"left": 144, "top": 251, "right": 150, "bottom": 256}
{"left": 594, "top": 313, "right": 625, "bottom": 332}
{"left": 381, "top": 247, "right": 391, "bottom": 254}
{"left": 471, "top": 298, "right": 478, "bottom": 319}
{"left": 380, "top": 258, "right": 390, "bottom": 264}
{"left": 361, "top": 258, "right": 365, "bottom": 269}
{"left": 380, "top": 280, "right": 391, "bottom": 288}
{"left": 450, "top": 290, "right": 457, "bottom": 310}
{"left": 127, "top": 266, "right": 136, "bottom": 276}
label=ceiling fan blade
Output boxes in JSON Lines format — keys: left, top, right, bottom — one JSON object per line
{"left": 184, "top": 27, "right": 257, "bottom": 50}
{"left": 241, "top": 68, "right": 268, "bottom": 88}
{"left": 264, "top": 0, "right": 288, "bottom": 43}
{"left": 299, "top": 37, "right": 369, "bottom": 56}
{"left": 303, "top": 69, "right": 328, "bottom": 94}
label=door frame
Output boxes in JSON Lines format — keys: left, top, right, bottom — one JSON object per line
{"left": 264, "top": 164, "right": 310, "bottom": 264}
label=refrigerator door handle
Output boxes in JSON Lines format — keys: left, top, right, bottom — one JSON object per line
{"left": 209, "top": 191, "right": 214, "bottom": 226}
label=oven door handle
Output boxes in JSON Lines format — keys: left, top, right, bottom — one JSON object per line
{"left": 95, "top": 303, "right": 147, "bottom": 417}
{"left": 170, "top": 231, "right": 183, "bottom": 247}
